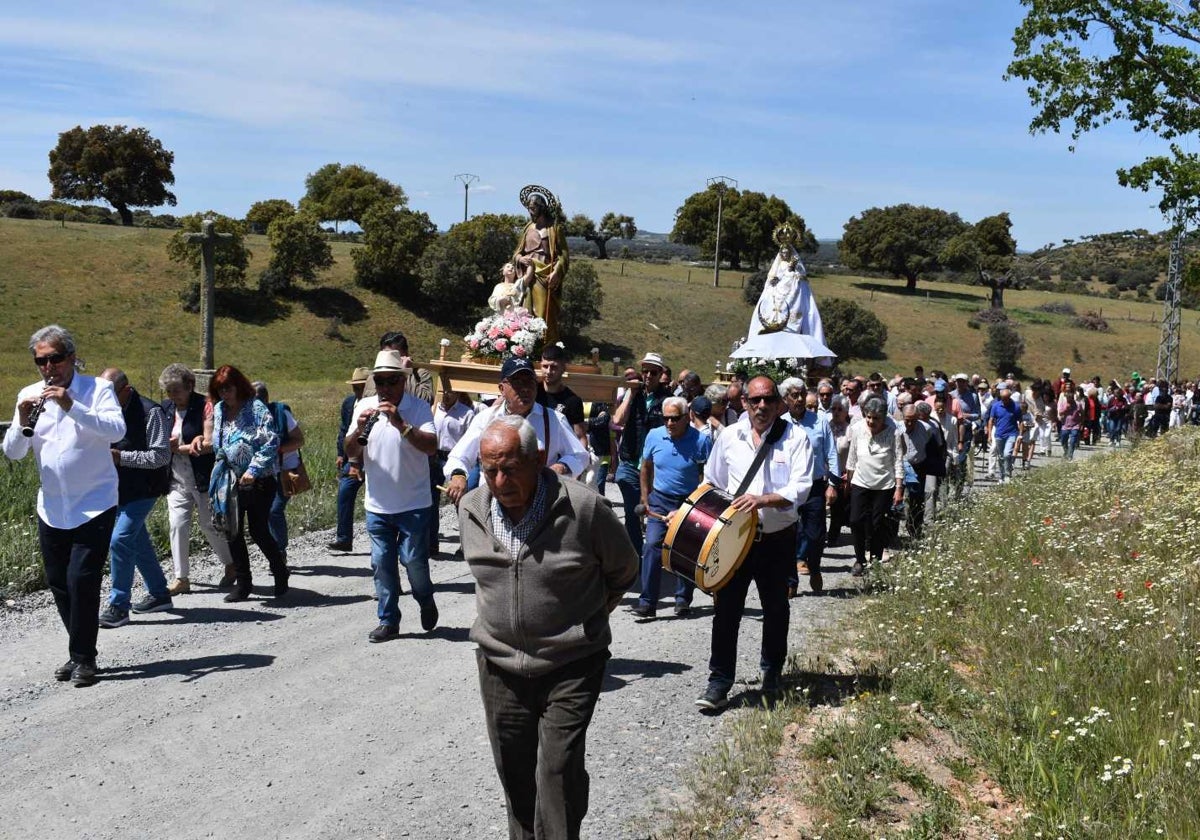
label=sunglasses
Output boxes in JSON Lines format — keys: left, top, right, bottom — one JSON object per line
{"left": 34, "top": 352, "right": 68, "bottom": 366}
{"left": 663, "top": 414, "right": 686, "bottom": 422}
{"left": 746, "top": 395, "right": 779, "bottom": 405}
{"left": 374, "top": 375, "right": 403, "bottom": 387}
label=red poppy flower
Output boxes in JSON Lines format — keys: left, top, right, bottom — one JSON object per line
{"left": 1030, "top": 557, "right": 1042, "bottom": 566}
{"left": 1130, "top": 551, "right": 1141, "bottom": 559}
{"left": 1116, "top": 589, "right": 1126, "bottom": 601}
{"left": 1043, "top": 516, "right": 1054, "bottom": 525}
{"left": 1145, "top": 580, "right": 1154, "bottom": 589}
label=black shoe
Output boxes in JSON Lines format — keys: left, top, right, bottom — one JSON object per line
{"left": 327, "top": 540, "right": 352, "bottom": 552}
{"left": 368, "top": 623, "right": 399, "bottom": 643}
{"left": 217, "top": 565, "right": 237, "bottom": 589}
{"left": 786, "top": 585, "right": 797, "bottom": 599}
{"left": 71, "top": 659, "right": 98, "bottom": 688}
{"left": 673, "top": 604, "right": 692, "bottom": 618}
{"left": 695, "top": 684, "right": 730, "bottom": 711}
{"left": 274, "top": 568, "right": 290, "bottom": 598}
{"left": 810, "top": 571, "right": 824, "bottom": 593}
{"left": 420, "top": 602, "right": 439, "bottom": 632}
{"left": 630, "top": 603, "right": 656, "bottom": 620}
{"left": 761, "top": 670, "right": 783, "bottom": 695}
{"left": 223, "top": 585, "right": 252, "bottom": 603}
{"left": 54, "top": 659, "right": 75, "bottom": 682}
{"left": 131, "top": 593, "right": 174, "bottom": 614}
{"left": 851, "top": 562, "right": 865, "bottom": 578}
{"left": 98, "top": 605, "right": 129, "bottom": 628}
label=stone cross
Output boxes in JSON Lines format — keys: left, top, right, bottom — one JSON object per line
{"left": 183, "top": 218, "right": 232, "bottom": 372}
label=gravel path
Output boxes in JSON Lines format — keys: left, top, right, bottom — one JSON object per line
{"left": 0, "top": 445, "right": 1094, "bottom": 839}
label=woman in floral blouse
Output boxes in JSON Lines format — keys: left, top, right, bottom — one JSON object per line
{"left": 208, "top": 365, "right": 288, "bottom": 602}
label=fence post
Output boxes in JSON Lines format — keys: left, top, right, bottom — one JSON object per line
{"left": 621, "top": 262, "right": 625, "bottom": 276}
{"left": 687, "top": 270, "right": 691, "bottom": 284}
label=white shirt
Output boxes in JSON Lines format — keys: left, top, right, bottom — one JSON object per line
{"left": 279, "top": 408, "right": 300, "bottom": 471}
{"left": 703, "top": 417, "right": 813, "bottom": 534}
{"left": 352, "top": 392, "right": 436, "bottom": 514}
{"left": 434, "top": 400, "right": 477, "bottom": 453}
{"left": 445, "top": 401, "right": 589, "bottom": 478}
{"left": 3, "top": 373, "right": 126, "bottom": 528}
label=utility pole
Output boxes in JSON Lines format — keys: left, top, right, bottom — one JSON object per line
{"left": 454, "top": 173, "right": 479, "bottom": 222}
{"left": 1156, "top": 207, "right": 1188, "bottom": 384}
{"left": 707, "top": 176, "right": 737, "bottom": 287}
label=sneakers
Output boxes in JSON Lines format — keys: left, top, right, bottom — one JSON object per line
{"left": 695, "top": 684, "right": 730, "bottom": 711}
{"left": 223, "top": 585, "right": 251, "bottom": 603}
{"left": 327, "top": 540, "right": 352, "bottom": 552}
{"left": 167, "top": 578, "right": 190, "bottom": 595}
{"left": 98, "top": 605, "right": 130, "bottom": 628}
{"left": 673, "top": 604, "right": 692, "bottom": 618}
{"left": 71, "top": 659, "right": 98, "bottom": 688}
{"left": 851, "top": 562, "right": 865, "bottom": 578}
{"left": 420, "top": 602, "right": 439, "bottom": 632}
{"left": 368, "top": 623, "right": 399, "bottom": 643}
{"left": 131, "top": 593, "right": 174, "bottom": 614}
{"left": 630, "top": 603, "right": 656, "bottom": 620}
{"left": 54, "top": 659, "right": 75, "bottom": 682}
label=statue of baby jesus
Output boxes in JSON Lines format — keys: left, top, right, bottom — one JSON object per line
{"left": 487, "top": 261, "right": 532, "bottom": 314}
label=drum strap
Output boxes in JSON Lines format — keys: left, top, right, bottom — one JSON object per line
{"left": 734, "top": 417, "right": 788, "bottom": 497}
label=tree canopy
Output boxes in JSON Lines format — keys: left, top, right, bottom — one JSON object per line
{"left": 300, "top": 163, "right": 406, "bottom": 228}
{"left": 670, "top": 186, "right": 817, "bottom": 270}
{"left": 839, "top": 204, "right": 968, "bottom": 291}
{"left": 1007, "top": 0, "right": 1200, "bottom": 213}
{"left": 566, "top": 212, "right": 637, "bottom": 259}
{"left": 260, "top": 213, "right": 333, "bottom": 295}
{"left": 445, "top": 213, "right": 527, "bottom": 285}
{"left": 352, "top": 204, "right": 437, "bottom": 299}
{"left": 940, "top": 212, "right": 1019, "bottom": 308}
{"left": 47, "top": 125, "right": 176, "bottom": 226}
{"left": 165, "top": 212, "right": 251, "bottom": 289}
{"left": 245, "top": 199, "right": 296, "bottom": 234}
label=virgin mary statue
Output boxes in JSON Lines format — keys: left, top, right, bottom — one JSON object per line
{"left": 738, "top": 223, "right": 834, "bottom": 361}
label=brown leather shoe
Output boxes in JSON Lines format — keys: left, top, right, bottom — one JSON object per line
{"left": 167, "top": 577, "right": 190, "bottom": 595}
{"left": 797, "top": 561, "right": 810, "bottom": 576}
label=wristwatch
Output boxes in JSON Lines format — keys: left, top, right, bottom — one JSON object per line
{"left": 449, "top": 469, "right": 467, "bottom": 480}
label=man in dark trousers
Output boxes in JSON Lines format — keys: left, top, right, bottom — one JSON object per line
{"left": 459, "top": 414, "right": 637, "bottom": 839}
{"left": 329, "top": 366, "right": 369, "bottom": 552}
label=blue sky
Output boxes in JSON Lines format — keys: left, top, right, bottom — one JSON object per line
{"left": 0, "top": 0, "right": 1185, "bottom": 248}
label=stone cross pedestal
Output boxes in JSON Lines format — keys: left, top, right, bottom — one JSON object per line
{"left": 183, "top": 218, "right": 233, "bottom": 371}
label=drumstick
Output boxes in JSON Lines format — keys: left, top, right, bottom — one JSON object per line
{"left": 436, "top": 484, "right": 450, "bottom": 494}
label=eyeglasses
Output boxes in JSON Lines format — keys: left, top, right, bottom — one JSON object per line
{"left": 34, "top": 353, "right": 67, "bottom": 366}
{"left": 746, "top": 395, "right": 779, "bottom": 405}
{"left": 374, "top": 375, "right": 403, "bottom": 387}
{"left": 663, "top": 414, "right": 686, "bottom": 422}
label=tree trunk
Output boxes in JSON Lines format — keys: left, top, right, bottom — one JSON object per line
{"left": 905, "top": 274, "right": 918, "bottom": 292}
{"left": 587, "top": 235, "right": 610, "bottom": 260}
{"left": 115, "top": 203, "right": 133, "bottom": 226}
{"left": 991, "top": 284, "right": 1004, "bottom": 309}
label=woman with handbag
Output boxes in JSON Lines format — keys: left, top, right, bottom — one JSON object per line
{"left": 209, "top": 366, "right": 289, "bottom": 602}
{"left": 252, "top": 381, "right": 306, "bottom": 566}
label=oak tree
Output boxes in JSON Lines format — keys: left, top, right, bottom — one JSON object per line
{"left": 839, "top": 204, "right": 968, "bottom": 292}
{"left": 300, "top": 163, "right": 405, "bottom": 229}
{"left": 47, "top": 125, "right": 176, "bottom": 226}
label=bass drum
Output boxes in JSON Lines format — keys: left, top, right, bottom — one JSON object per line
{"left": 661, "top": 483, "right": 758, "bottom": 595}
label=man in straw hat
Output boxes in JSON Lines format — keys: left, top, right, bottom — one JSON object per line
{"left": 343, "top": 351, "right": 439, "bottom": 643}
{"left": 329, "top": 366, "right": 370, "bottom": 553}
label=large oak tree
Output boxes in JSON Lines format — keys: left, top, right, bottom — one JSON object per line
{"left": 300, "top": 163, "right": 405, "bottom": 229}
{"left": 671, "top": 186, "right": 816, "bottom": 270}
{"left": 839, "top": 204, "right": 967, "bottom": 292}
{"left": 47, "top": 125, "right": 176, "bottom": 226}
{"left": 566, "top": 211, "right": 637, "bottom": 259}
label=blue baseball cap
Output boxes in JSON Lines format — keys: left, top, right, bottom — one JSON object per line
{"left": 499, "top": 357, "right": 535, "bottom": 381}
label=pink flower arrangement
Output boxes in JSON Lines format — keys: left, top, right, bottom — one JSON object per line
{"left": 464, "top": 307, "right": 547, "bottom": 360}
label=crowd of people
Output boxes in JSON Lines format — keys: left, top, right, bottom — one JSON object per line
{"left": 17, "top": 320, "right": 1196, "bottom": 840}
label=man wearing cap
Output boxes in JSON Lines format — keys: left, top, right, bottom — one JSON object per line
{"left": 1053, "top": 367, "right": 1072, "bottom": 400}
{"left": 329, "top": 367, "right": 369, "bottom": 552}
{"left": 344, "top": 351, "right": 439, "bottom": 642}
{"left": 611, "top": 352, "right": 673, "bottom": 554}
{"left": 443, "top": 358, "right": 589, "bottom": 505}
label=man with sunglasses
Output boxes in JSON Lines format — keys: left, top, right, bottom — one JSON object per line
{"left": 4, "top": 325, "right": 126, "bottom": 687}
{"left": 611, "top": 352, "right": 673, "bottom": 554}
{"left": 345, "top": 350, "right": 439, "bottom": 643}
{"left": 696, "top": 376, "right": 813, "bottom": 710}
{"left": 444, "top": 358, "right": 588, "bottom": 505}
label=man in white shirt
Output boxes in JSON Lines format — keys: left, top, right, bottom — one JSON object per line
{"left": 344, "top": 350, "right": 439, "bottom": 643}
{"left": 695, "top": 376, "right": 813, "bottom": 710}
{"left": 3, "top": 325, "right": 126, "bottom": 687}
{"left": 443, "top": 358, "right": 588, "bottom": 504}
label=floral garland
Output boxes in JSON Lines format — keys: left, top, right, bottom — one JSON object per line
{"left": 464, "top": 307, "right": 547, "bottom": 359}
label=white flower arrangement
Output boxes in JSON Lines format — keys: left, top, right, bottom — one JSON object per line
{"left": 464, "top": 307, "right": 547, "bottom": 359}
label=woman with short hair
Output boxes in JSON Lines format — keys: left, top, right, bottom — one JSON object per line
{"left": 844, "top": 396, "right": 905, "bottom": 576}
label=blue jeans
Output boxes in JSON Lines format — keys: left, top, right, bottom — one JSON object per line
{"left": 592, "top": 459, "right": 610, "bottom": 494}
{"left": 336, "top": 462, "right": 363, "bottom": 545}
{"left": 1060, "top": 428, "right": 1080, "bottom": 459}
{"left": 367, "top": 508, "right": 434, "bottom": 626}
{"left": 996, "top": 435, "right": 1017, "bottom": 479}
{"left": 108, "top": 496, "right": 169, "bottom": 610}
{"left": 269, "top": 484, "right": 290, "bottom": 556}
{"left": 789, "top": 478, "right": 828, "bottom": 587}
{"left": 638, "top": 490, "right": 693, "bottom": 609}
{"left": 428, "top": 454, "right": 445, "bottom": 555}
{"left": 615, "top": 460, "right": 644, "bottom": 555}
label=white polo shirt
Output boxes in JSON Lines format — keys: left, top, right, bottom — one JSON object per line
{"left": 703, "top": 417, "right": 813, "bottom": 534}
{"left": 352, "top": 392, "right": 436, "bottom": 515}
{"left": 3, "top": 373, "right": 126, "bottom": 528}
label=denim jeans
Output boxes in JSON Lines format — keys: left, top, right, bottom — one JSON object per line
{"left": 1060, "top": 428, "right": 1081, "bottom": 459}
{"left": 614, "top": 460, "right": 644, "bottom": 555}
{"left": 108, "top": 496, "right": 169, "bottom": 610}
{"left": 335, "top": 462, "right": 363, "bottom": 546}
{"left": 996, "top": 435, "right": 1018, "bottom": 480}
{"left": 592, "top": 460, "right": 610, "bottom": 494}
{"left": 638, "top": 489, "right": 693, "bottom": 609}
{"left": 789, "top": 478, "right": 827, "bottom": 587}
{"left": 428, "top": 454, "right": 445, "bottom": 555}
{"left": 367, "top": 508, "right": 434, "bottom": 626}
{"left": 268, "top": 483, "right": 290, "bottom": 556}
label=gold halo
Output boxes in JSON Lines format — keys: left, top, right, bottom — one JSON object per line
{"left": 772, "top": 222, "right": 800, "bottom": 249}
{"left": 519, "top": 184, "right": 560, "bottom": 212}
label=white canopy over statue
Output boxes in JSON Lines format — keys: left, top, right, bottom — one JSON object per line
{"left": 737, "top": 224, "right": 835, "bottom": 363}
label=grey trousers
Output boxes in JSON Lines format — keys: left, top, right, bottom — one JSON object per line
{"left": 476, "top": 648, "right": 608, "bottom": 840}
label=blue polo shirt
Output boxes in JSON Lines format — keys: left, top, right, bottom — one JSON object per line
{"left": 641, "top": 425, "right": 712, "bottom": 498}
{"left": 988, "top": 398, "right": 1022, "bottom": 439}
{"left": 786, "top": 409, "right": 839, "bottom": 482}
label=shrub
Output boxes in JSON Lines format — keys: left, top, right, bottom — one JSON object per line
{"left": 557, "top": 260, "right": 605, "bottom": 345}
{"left": 983, "top": 322, "right": 1025, "bottom": 373}
{"left": 743, "top": 270, "right": 768, "bottom": 305}
{"left": 1036, "top": 300, "right": 1076, "bottom": 315}
{"left": 822, "top": 297, "right": 888, "bottom": 360}
{"left": 972, "top": 307, "right": 1009, "bottom": 324}
{"left": 5, "top": 202, "right": 38, "bottom": 219}
{"left": 1072, "top": 311, "right": 1110, "bottom": 332}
